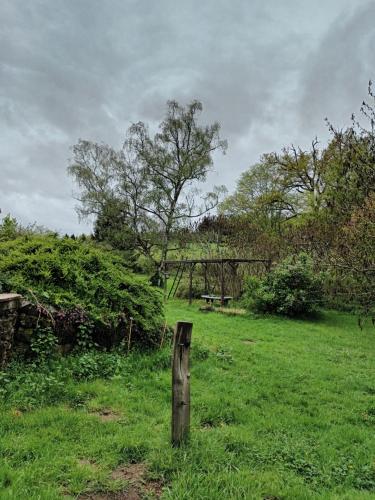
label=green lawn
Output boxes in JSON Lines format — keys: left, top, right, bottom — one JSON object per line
{"left": 1, "top": 301, "right": 375, "bottom": 499}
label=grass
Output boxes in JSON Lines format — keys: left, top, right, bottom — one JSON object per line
{"left": 1, "top": 300, "right": 375, "bottom": 498}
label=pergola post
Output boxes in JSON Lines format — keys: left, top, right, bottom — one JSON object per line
{"left": 188, "top": 263, "right": 194, "bottom": 305}
{"left": 220, "top": 260, "right": 225, "bottom": 306}
{"left": 163, "top": 261, "right": 168, "bottom": 302}
{"left": 203, "top": 263, "right": 208, "bottom": 294}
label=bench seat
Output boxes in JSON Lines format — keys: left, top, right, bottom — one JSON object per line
{"left": 201, "top": 295, "right": 233, "bottom": 305}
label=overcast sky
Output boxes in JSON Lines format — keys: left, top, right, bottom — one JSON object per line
{"left": 1, "top": 0, "right": 374, "bottom": 233}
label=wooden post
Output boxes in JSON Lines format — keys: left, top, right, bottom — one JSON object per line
{"left": 220, "top": 260, "right": 225, "bottom": 306}
{"left": 160, "top": 320, "right": 167, "bottom": 349}
{"left": 188, "top": 263, "right": 193, "bottom": 305}
{"left": 230, "top": 262, "right": 239, "bottom": 298}
{"left": 127, "top": 317, "right": 133, "bottom": 354}
{"left": 203, "top": 263, "right": 208, "bottom": 294}
{"left": 171, "top": 321, "right": 192, "bottom": 446}
{"left": 163, "top": 261, "right": 168, "bottom": 302}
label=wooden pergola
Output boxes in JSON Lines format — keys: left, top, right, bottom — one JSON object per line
{"left": 162, "top": 258, "right": 271, "bottom": 305}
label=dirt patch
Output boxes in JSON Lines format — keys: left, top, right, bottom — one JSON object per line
{"left": 78, "top": 463, "right": 163, "bottom": 499}
{"left": 242, "top": 339, "right": 257, "bottom": 344}
{"left": 90, "top": 408, "right": 120, "bottom": 422}
{"left": 110, "top": 463, "right": 147, "bottom": 482}
{"left": 111, "top": 463, "right": 163, "bottom": 498}
{"left": 78, "top": 491, "right": 140, "bottom": 499}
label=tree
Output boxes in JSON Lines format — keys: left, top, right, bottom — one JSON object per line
{"left": 265, "top": 139, "right": 327, "bottom": 212}
{"left": 323, "top": 81, "right": 375, "bottom": 220}
{"left": 93, "top": 199, "right": 136, "bottom": 261}
{"left": 219, "top": 159, "right": 301, "bottom": 228}
{"left": 218, "top": 157, "right": 306, "bottom": 262}
{"left": 329, "top": 194, "right": 375, "bottom": 318}
{"left": 68, "top": 100, "right": 227, "bottom": 269}
{"left": 0, "top": 215, "right": 19, "bottom": 241}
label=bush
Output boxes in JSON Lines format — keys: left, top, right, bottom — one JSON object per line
{"left": 0, "top": 234, "right": 164, "bottom": 350}
{"left": 243, "top": 253, "right": 323, "bottom": 316}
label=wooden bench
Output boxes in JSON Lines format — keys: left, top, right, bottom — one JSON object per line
{"left": 201, "top": 295, "right": 233, "bottom": 306}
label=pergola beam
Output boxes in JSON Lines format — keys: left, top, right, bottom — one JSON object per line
{"left": 164, "top": 258, "right": 270, "bottom": 266}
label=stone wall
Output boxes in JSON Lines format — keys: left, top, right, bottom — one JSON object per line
{"left": 0, "top": 294, "right": 22, "bottom": 370}
{"left": 0, "top": 293, "right": 130, "bottom": 368}
{"left": 0, "top": 293, "right": 57, "bottom": 368}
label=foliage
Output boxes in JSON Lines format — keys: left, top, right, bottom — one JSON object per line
{"left": 0, "top": 233, "right": 164, "bottom": 349}
{"left": 265, "top": 138, "right": 327, "bottom": 212}
{"left": 67, "top": 351, "right": 127, "bottom": 381}
{"left": 243, "top": 253, "right": 323, "bottom": 316}
{"left": 324, "top": 82, "right": 375, "bottom": 220}
{"left": 93, "top": 198, "right": 137, "bottom": 262}
{"left": 0, "top": 214, "right": 51, "bottom": 242}
{"left": 329, "top": 194, "right": 375, "bottom": 317}
{"left": 220, "top": 159, "right": 301, "bottom": 222}
{"left": 30, "top": 327, "right": 58, "bottom": 363}
{"left": 0, "top": 215, "right": 19, "bottom": 241}
{"left": 68, "top": 100, "right": 227, "bottom": 267}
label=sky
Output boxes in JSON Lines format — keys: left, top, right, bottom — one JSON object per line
{"left": 1, "top": 0, "right": 374, "bottom": 234}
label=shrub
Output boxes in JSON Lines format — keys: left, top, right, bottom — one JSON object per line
{"left": 243, "top": 253, "right": 323, "bottom": 316}
{"left": 30, "top": 327, "right": 58, "bottom": 362}
{"left": 0, "top": 234, "right": 164, "bottom": 350}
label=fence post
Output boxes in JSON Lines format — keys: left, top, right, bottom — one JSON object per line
{"left": 171, "top": 321, "right": 193, "bottom": 446}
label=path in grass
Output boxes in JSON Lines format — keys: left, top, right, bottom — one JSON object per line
{"left": 1, "top": 301, "right": 375, "bottom": 499}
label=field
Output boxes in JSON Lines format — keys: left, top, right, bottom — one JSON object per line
{"left": 1, "top": 300, "right": 375, "bottom": 499}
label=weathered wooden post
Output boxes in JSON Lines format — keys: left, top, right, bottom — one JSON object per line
{"left": 0, "top": 293, "right": 22, "bottom": 370}
{"left": 163, "top": 261, "right": 168, "bottom": 302}
{"left": 172, "top": 321, "right": 192, "bottom": 446}
{"left": 220, "top": 260, "right": 225, "bottom": 306}
{"left": 203, "top": 263, "right": 208, "bottom": 294}
{"left": 266, "top": 259, "right": 272, "bottom": 273}
{"left": 127, "top": 316, "right": 133, "bottom": 354}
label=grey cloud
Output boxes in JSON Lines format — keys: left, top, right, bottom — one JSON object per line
{"left": 0, "top": 0, "right": 373, "bottom": 233}
{"left": 298, "top": 1, "right": 375, "bottom": 141}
